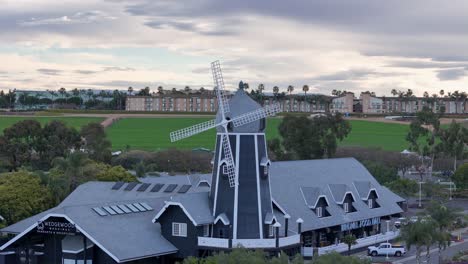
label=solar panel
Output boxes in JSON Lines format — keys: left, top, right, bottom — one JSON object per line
{"left": 110, "top": 205, "right": 124, "bottom": 214}
{"left": 117, "top": 204, "right": 132, "bottom": 214}
{"left": 137, "top": 183, "right": 151, "bottom": 192}
{"left": 124, "top": 182, "right": 138, "bottom": 191}
{"left": 139, "top": 202, "right": 153, "bottom": 211}
{"left": 164, "top": 184, "right": 177, "bottom": 193}
{"left": 126, "top": 204, "right": 139, "bottom": 213}
{"left": 178, "top": 184, "right": 191, "bottom": 193}
{"left": 103, "top": 206, "right": 117, "bottom": 215}
{"left": 150, "top": 184, "right": 164, "bottom": 192}
{"left": 112, "top": 182, "right": 124, "bottom": 190}
{"left": 92, "top": 207, "right": 107, "bottom": 216}
{"left": 133, "top": 203, "right": 147, "bottom": 212}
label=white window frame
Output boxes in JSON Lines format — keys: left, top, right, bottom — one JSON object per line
{"left": 368, "top": 199, "right": 373, "bottom": 209}
{"left": 263, "top": 165, "right": 268, "bottom": 176}
{"left": 344, "top": 202, "right": 349, "bottom": 213}
{"left": 269, "top": 224, "right": 275, "bottom": 237}
{"left": 172, "top": 222, "right": 187, "bottom": 237}
{"left": 203, "top": 224, "right": 210, "bottom": 237}
{"left": 316, "top": 207, "right": 323, "bottom": 217}
{"left": 222, "top": 164, "right": 228, "bottom": 175}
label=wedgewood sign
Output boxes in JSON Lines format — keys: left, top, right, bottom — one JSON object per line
{"left": 37, "top": 220, "right": 77, "bottom": 235}
{"left": 341, "top": 217, "right": 380, "bottom": 232}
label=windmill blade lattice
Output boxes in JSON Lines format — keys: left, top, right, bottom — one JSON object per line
{"left": 211, "top": 61, "right": 230, "bottom": 116}
{"left": 221, "top": 134, "right": 237, "bottom": 187}
{"left": 232, "top": 103, "right": 281, "bottom": 127}
{"left": 170, "top": 119, "right": 217, "bottom": 142}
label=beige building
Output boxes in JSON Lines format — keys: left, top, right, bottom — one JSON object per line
{"left": 126, "top": 93, "right": 218, "bottom": 112}
{"left": 330, "top": 92, "right": 354, "bottom": 113}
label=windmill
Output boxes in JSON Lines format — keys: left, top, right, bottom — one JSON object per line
{"left": 170, "top": 61, "right": 280, "bottom": 188}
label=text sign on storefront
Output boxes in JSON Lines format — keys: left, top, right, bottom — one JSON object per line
{"left": 341, "top": 217, "right": 380, "bottom": 232}
{"left": 37, "top": 220, "right": 77, "bottom": 235}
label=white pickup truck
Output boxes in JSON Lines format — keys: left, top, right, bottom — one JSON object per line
{"left": 367, "top": 243, "right": 406, "bottom": 257}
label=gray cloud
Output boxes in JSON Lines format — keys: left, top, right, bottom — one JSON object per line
{"left": 102, "top": 66, "right": 135, "bottom": 72}
{"left": 387, "top": 60, "right": 468, "bottom": 69}
{"left": 436, "top": 69, "right": 467, "bottom": 81}
{"left": 314, "top": 68, "right": 401, "bottom": 81}
{"left": 37, "top": 68, "right": 62, "bottom": 76}
{"left": 74, "top": 70, "right": 98, "bottom": 75}
{"left": 18, "top": 10, "right": 116, "bottom": 26}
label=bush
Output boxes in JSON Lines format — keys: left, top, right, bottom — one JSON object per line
{"left": 453, "top": 163, "right": 468, "bottom": 190}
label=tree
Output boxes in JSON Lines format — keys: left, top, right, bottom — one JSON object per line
{"left": 137, "top": 87, "right": 150, "bottom": 96}
{"left": 437, "top": 120, "right": 468, "bottom": 172}
{"left": 399, "top": 220, "right": 435, "bottom": 264}
{"left": 387, "top": 178, "right": 418, "bottom": 199}
{"left": 80, "top": 123, "right": 112, "bottom": 163}
{"left": 362, "top": 161, "right": 398, "bottom": 185}
{"left": 96, "top": 165, "right": 138, "bottom": 182}
{"left": 302, "top": 85, "right": 309, "bottom": 96}
{"left": 127, "top": 86, "right": 133, "bottom": 95}
{"left": 453, "top": 163, "right": 468, "bottom": 189}
{"left": 157, "top": 86, "right": 164, "bottom": 94}
{"left": 0, "top": 120, "right": 42, "bottom": 171}
{"left": 342, "top": 234, "right": 357, "bottom": 255}
{"left": 273, "top": 86, "right": 279, "bottom": 99}
{"left": 278, "top": 114, "right": 351, "bottom": 159}
{"left": 314, "top": 252, "right": 370, "bottom": 264}
{"left": 439, "top": 89, "right": 444, "bottom": 97}
{"left": 52, "top": 152, "right": 92, "bottom": 192}
{"left": 0, "top": 171, "right": 52, "bottom": 224}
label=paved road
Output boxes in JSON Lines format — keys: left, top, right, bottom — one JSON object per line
{"left": 352, "top": 230, "right": 468, "bottom": 264}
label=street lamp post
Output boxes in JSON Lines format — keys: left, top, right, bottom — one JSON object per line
{"left": 386, "top": 220, "right": 390, "bottom": 260}
{"left": 418, "top": 181, "right": 423, "bottom": 208}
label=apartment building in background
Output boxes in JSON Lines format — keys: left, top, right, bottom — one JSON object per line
{"left": 126, "top": 90, "right": 467, "bottom": 114}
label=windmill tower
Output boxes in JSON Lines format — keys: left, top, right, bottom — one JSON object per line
{"left": 170, "top": 61, "right": 280, "bottom": 239}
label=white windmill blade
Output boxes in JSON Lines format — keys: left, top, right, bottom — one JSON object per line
{"left": 221, "top": 133, "right": 237, "bottom": 187}
{"left": 211, "top": 60, "right": 230, "bottom": 117}
{"left": 170, "top": 119, "right": 218, "bottom": 142}
{"left": 231, "top": 103, "right": 281, "bottom": 128}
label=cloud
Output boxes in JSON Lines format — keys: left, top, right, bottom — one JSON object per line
{"left": 102, "top": 66, "right": 135, "bottom": 72}
{"left": 436, "top": 69, "right": 467, "bottom": 81}
{"left": 386, "top": 60, "right": 468, "bottom": 69}
{"left": 18, "top": 10, "right": 116, "bottom": 26}
{"left": 37, "top": 68, "right": 62, "bottom": 75}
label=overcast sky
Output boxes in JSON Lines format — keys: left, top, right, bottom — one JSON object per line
{"left": 1, "top": 0, "right": 468, "bottom": 96}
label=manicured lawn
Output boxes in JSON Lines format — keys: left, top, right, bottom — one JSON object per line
{"left": 340, "top": 120, "right": 410, "bottom": 151}
{"left": 0, "top": 116, "right": 104, "bottom": 133}
{"left": 107, "top": 117, "right": 410, "bottom": 152}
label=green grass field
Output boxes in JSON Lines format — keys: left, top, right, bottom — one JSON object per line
{"left": 0, "top": 116, "right": 104, "bottom": 133}
{"left": 107, "top": 117, "right": 411, "bottom": 152}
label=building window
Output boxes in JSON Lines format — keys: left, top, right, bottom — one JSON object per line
{"left": 203, "top": 224, "right": 210, "bottom": 237}
{"left": 263, "top": 165, "right": 268, "bottom": 176}
{"left": 172, "top": 222, "right": 187, "bottom": 237}
{"left": 316, "top": 207, "right": 323, "bottom": 217}
{"left": 368, "top": 199, "right": 373, "bottom": 209}
{"left": 344, "top": 202, "right": 350, "bottom": 213}
{"left": 222, "top": 164, "right": 228, "bottom": 175}
{"left": 269, "top": 224, "right": 275, "bottom": 237}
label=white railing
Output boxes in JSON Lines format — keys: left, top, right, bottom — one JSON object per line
{"left": 317, "top": 231, "right": 400, "bottom": 255}
{"left": 279, "top": 234, "right": 301, "bottom": 247}
{"left": 232, "top": 238, "right": 276, "bottom": 248}
{"left": 301, "top": 247, "right": 314, "bottom": 257}
{"left": 198, "top": 237, "right": 229, "bottom": 248}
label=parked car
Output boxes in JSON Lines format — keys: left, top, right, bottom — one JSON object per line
{"left": 368, "top": 243, "right": 406, "bottom": 257}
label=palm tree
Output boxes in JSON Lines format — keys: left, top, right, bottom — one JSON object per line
{"left": 58, "top": 87, "right": 66, "bottom": 99}
{"left": 302, "top": 85, "right": 309, "bottom": 96}
{"left": 157, "top": 86, "right": 164, "bottom": 94}
{"left": 184, "top": 86, "right": 191, "bottom": 93}
{"left": 257, "top": 83, "right": 265, "bottom": 95}
{"left": 342, "top": 234, "right": 357, "bottom": 255}
{"left": 400, "top": 220, "right": 434, "bottom": 264}
{"left": 273, "top": 86, "right": 279, "bottom": 98}
{"left": 127, "top": 86, "right": 133, "bottom": 96}
{"left": 439, "top": 89, "right": 445, "bottom": 97}
{"left": 391, "top": 89, "right": 398, "bottom": 96}
{"left": 287, "top": 85, "right": 294, "bottom": 111}
{"left": 423, "top": 91, "right": 429, "bottom": 98}
{"left": 199, "top": 87, "right": 205, "bottom": 94}
{"left": 52, "top": 152, "right": 91, "bottom": 192}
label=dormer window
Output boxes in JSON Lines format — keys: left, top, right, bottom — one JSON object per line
{"left": 368, "top": 199, "right": 373, "bottom": 209}
{"left": 263, "top": 165, "right": 269, "bottom": 176}
{"left": 260, "top": 157, "right": 271, "bottom": 179}
{"left": 222, "top": 164, "right": 228, "bottom": 175}
{"left": 316, "top": 207, "right": 323, "bottom": 217}
{"left": 344, "top": 202, "right": 350, "bottom": 213}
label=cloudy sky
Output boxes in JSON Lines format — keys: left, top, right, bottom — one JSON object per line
{"left": 1, "top": 0, "right": 468, "bottom": 96}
